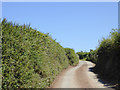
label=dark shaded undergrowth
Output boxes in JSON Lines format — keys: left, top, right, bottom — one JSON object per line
{"left": 88, "top": 29, "right": 120, "bottom": 89}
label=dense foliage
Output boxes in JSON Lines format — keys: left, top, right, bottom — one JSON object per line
{"left": 86, "top": 49, "right": 97, "bottom": 64}
{"left": 76, "top": 50, "right": 97, "bottom": 63}
{"left": 2, "top": 19, "right": 72, "bottom": 88}
{"left": 64, "top": 48, "right": 79, "bottom": 66}
{"left": 76, "top": 51, "right": 88, "bottom": 60}
{"left": 77, "top": 29, "right": 120, "bottom": 89}
{"left": 87, "top": 29, "right": 120, "bottom": 89}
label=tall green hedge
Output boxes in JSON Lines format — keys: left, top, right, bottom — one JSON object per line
{"left": 2, "top": 19, "right": 69, "bottom": 88}
{"left": 64, "top": 48, "right": 79, "bottom": 66}
{"left": 89, "top": 29, "right": 120, "bottom": 89}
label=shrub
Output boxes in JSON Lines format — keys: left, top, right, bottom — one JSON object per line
{"left": 2, "top": 19, "right": 69, "bottom": 89}
{"left": 93, "top": 29, "right": 120, "bottom": 89}
{"left": 76, "top": 51, "right": 89, "bottom": 60}
{"left": 86, "top": 50, "right": 98, "bottom": 64}
{"left": 64, "top": 48, "right": 79, "bottom": 66}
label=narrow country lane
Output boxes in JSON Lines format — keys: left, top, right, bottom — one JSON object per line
{"left": 50, "top": 61, "right": 114, "bottom": 89}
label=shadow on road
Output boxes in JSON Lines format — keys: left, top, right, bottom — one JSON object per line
{"left": 88, "top": 67, "right": 116, "bottom": 90}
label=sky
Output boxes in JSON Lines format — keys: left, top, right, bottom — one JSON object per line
{"left": 2, "top": 2, "right": 118, "bottom": 52}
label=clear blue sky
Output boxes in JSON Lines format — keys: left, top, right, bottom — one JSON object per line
{"left": 2, "top": 2, "right": 118, "bottom": 52}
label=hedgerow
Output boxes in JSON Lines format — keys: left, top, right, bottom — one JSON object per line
{"left": 64, "top": 48, "right": 79, "bottom": 66}
{"left": 89, "top": 29, "right": 120, "bottom": 89}
{"left": 2, "top": 19, "right": 70, "bottom": 89}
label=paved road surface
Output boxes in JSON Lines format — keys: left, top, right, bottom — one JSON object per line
{"left": 50, "top": 61, "right": 114, "bottom": 89}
